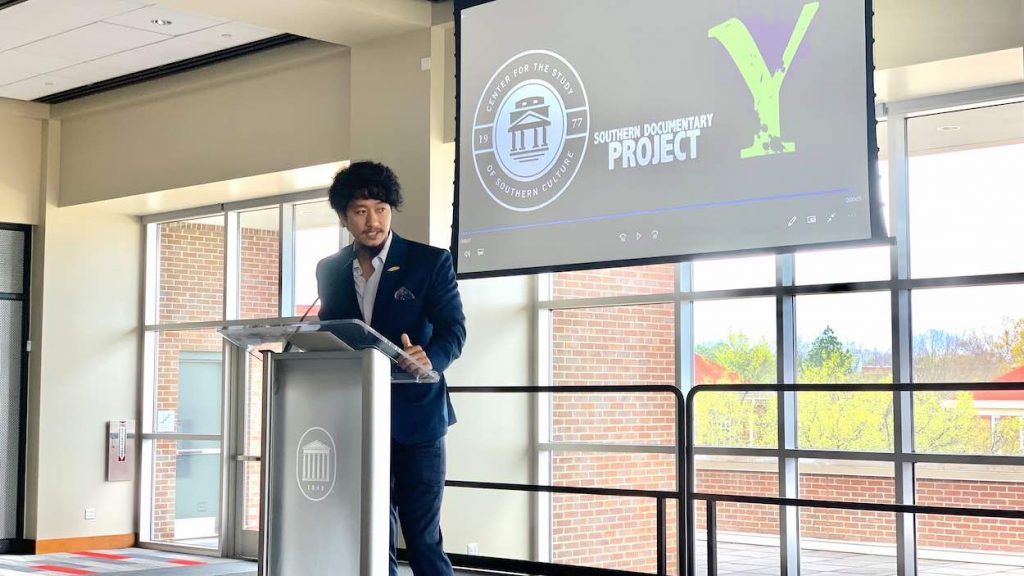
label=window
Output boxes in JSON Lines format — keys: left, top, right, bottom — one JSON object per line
{"left": 156, "top": 216, "right": 225, "bottom": 324}
{"left": 692, "top": 255, "right": 775, "bottom": 291}
{"left": 693, "top": 297, "right": 777, "bottom": 448}
{"left": 238, "top": 207, "right": 280, "bottom": 320}
{"left": 141, "top": 191, "right": 334, "bottom": 551}
{"left": 538, "top": 96, "right": 1024, "bottom": 573}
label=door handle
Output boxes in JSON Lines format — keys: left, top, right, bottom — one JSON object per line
{"left": 234, "top": 455, "right": 261, "bottom": 462}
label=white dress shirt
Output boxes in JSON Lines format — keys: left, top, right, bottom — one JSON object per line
{"left": 352, "top": 231, "right": 393, "bottom": 326}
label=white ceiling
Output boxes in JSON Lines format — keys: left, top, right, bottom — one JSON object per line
{"left": 876, "top": 102, "right": 1023, "bottom": 160}
{"left": 907, "top": 101, "right": 1024, "bottom": 156}
{"left": 157, "top": 0, "right": 431, "bottom": 46}
{"left": 0, "top": 0, "right": 279, "bottom": 101}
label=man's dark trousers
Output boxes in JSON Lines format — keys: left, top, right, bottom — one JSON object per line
{"left": 389, "top": 438, "right": 453, "bottom": 576}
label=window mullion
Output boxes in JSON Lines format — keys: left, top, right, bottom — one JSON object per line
{"left": 777, "top": 253, "right": 799, "bottom": 576}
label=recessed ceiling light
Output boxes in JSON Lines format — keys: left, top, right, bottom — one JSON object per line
{"left": 44, "top": 82, "right": 54, "bottom": 86}
{"left": 221, "top": 33, "right": 234, "bottom": 39}
{"left": 151, "top": 18, "right": 173, "bottom": 26}
{"left": 938, "top": 125, "right": 961, "bottom": 132}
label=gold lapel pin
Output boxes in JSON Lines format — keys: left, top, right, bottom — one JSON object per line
{"left": 387, "top": 266, "right": 401, "bottom": 272}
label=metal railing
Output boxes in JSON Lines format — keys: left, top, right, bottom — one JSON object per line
{"left": 435, "top": 385, "right": 686, "bottom": 576}
{"left": 685, "top": 382, "right": 1024, "bottom": 576}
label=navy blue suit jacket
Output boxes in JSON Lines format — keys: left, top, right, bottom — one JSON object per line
{"left": 315, "top": 233, "right": 466, "bottom": 444}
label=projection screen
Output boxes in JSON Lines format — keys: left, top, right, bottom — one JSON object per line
{"left": 454, "top": 0, "right": 882, "bottom": 278}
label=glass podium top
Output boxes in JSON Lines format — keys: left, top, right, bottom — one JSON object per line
{"left": 218, "top": 319, "right": 439, "bottom": 384}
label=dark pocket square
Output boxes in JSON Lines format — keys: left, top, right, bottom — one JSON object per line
{"left": 394, "top": 287, "right": 416, "bottom": 301}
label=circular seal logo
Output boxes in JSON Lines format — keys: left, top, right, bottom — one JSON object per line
{"left": 472, "top": 50, "right": 589, "bottom": 212}
{"left": 295, "top": 427, "right": 336, "bottom": 502}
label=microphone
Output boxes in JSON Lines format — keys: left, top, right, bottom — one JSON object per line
{"left": 283, "top": 296, "right": 321, "bottom": 353}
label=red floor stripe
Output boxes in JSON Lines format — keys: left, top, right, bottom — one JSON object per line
{"left": 167, "top": 559, "right": 206, "bottom": 566}
{"left": 72, "top": 551, "right": 130, "bottom": 560}
{"left": 32, "top": 566, "right": 95, "bottom": 575}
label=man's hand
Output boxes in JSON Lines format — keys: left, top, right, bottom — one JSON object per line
{"left": 399, "top": 333, "right": 432, "bottom": 376}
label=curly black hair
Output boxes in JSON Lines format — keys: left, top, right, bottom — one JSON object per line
{"left": 328, "top": 161, "right": 404, "bottom": 214}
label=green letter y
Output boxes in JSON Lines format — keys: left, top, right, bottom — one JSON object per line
{"left": 709, "top": 3, "right": 819, "bottom": 158}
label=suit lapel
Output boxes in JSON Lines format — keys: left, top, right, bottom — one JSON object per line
{"left": 371, "top": 233, "right": 407, "bottom": 330}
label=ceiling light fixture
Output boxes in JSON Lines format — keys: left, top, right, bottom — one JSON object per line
{"left": 221, "top": 33, "right": 233, "bottom": 38}
{"left": 937, "top": 125, "right": 961, "bottom": 132}
{"left": 151, "top": 18, "right": 173, "bottom": 26}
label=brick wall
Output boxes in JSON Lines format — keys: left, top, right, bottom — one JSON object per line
{"left": 694, "top": 468, "right": 1024, "bottom": 552}
{"left": 154, "top": 221, "right": 278, "bottom": 541}
{"left": 551, "top": 266, "right": 679, "bottom": 573}
{"left": 240, "top": 228, "right": 280, "bottom": 319}
{"left": 552, "top": 264, "right": 676, "bottom": 300}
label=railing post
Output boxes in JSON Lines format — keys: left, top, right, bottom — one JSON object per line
{"left": 657, "top": 497, "right": 667, "bottom": 576}
{"left": 685, "top": 389, "right": 697, "bottom": 576}
{"left": 707, "top": 499, "right": 718, "bottom": 576}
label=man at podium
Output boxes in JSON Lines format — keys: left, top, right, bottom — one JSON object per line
{"left": 316, "top": 161, "right": 467, "bottom": 576}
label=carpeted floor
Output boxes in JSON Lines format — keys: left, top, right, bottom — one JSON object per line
{"left": 0, "top": 548, "right": 254, "bottom": 575}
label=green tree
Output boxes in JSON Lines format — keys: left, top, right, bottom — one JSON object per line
{"left": 697, "top": 333, "right": 776, "bottom": 384}
{"left": 798, "top": 391, "right": 893, "bottom": 451}
{"left": 694, "top": 391, "right": 777, "bottom": 448}
{"left": 914, "top": 391, "right": 989, "bottom": 454}
{"left": 800, "top": 326, "right": 855, "bottom": 384}
{"left": 694, "top": 333, "right": 777, "bottom": 447}
{"left": 797, "top": 327, "right": 893, "bottom": 450}
{"left": 694, "top": 326, "right": 1011, "bottom": 454}
{"left": 993, "top": 416, "right": 1023, "bottom": 456}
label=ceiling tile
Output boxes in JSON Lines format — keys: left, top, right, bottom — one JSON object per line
{"left": 16, "top": 21, "right": 171, "bottom": 64}
{"left": 92, "top": 45, "right": 180, "bottom": 72}
{"left": 0, "top": 26, "right": 45, "bottom": 53}
{"left": 139, "top": 35, "right": 220, "bottom": 58}
{"left": 95, "top": 43, "right": 206, "bottom": 74}
{"left": 0, "top": 1, "right": 284, "bottom": 101}
{"left": 103, "top": 5, "right": 226, "bottom": 36}
{"left": 0, "top": 49, "right": 72, "bottom": 85}
{"left": 0, "top": 0, "right": 150, "bottom": 50}
{"left": 182, "top": 21, "right": 278, "bottom": 49}
{"left": 52, "top": 60, "right": 133, "bottom": 85}
{"left": 0, "top": 73, "right": 76, "bottom": 101}
{"left": 97, "top": 35, "right": 219, "bottom": 72}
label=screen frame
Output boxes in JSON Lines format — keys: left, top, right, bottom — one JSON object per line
{"left": 451, "top": 0, "right": 884, "bottom": 280}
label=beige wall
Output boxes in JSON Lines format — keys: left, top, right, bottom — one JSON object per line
{"left": 24, "top": 119, "right": 60, "bottom": 539}
{"left": 52, "top": 40, "right": 350, "bottom": 207}
{"left": 874, "top": 0, "right": 1024, "bottom": 69}
{"left": 28, "top": 159, "right": 143, "bottom": 539}
{"left": 429, "top": 23, "right": 456, "bottom": 248}
{"left": 349, "top": 29, "right": 433, "bottom": 244}
{"left": 26, "top": 119, "right": 142, "bottom": 540}
{"left": 443, "top": 275, "right": 535, "bottom": 559}
{"left": 0, "top": 99, "right": 47, "bottom": 225}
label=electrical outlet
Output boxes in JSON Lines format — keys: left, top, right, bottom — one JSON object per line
{"left": 467, "top": 542, "right": 479, "bottom": 555}
{"left": 84, "top": 508, "right": 96, "bottom": 520}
